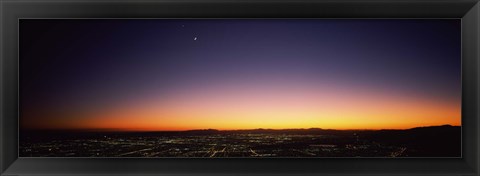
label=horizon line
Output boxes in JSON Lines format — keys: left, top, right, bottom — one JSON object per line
{"left": 20, "top": 124, "right": 460, "bottom": 132}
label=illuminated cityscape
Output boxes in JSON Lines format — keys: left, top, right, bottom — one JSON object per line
{"left": 20, "top": 125, "right": 460, "bottom": 157}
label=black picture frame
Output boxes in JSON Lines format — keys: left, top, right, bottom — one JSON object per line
{"left": 1, "top": 0, "right": 479, "bottom": 176}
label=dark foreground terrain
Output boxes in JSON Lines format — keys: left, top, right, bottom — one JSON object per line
{"left": 20, "top": 125, "right": 460, "bottom": 157}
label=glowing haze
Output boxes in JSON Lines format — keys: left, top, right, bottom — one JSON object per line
{"left": 20, "top": 19, "right": 461, "bottom": 131}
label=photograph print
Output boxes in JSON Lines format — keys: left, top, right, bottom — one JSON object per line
{"left": 19, "top": 19, "right": 461, "bottom": 157}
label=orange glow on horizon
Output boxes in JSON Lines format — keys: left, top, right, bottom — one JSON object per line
{"left": 21, "top": 80, "right": 461, "bottom": 131}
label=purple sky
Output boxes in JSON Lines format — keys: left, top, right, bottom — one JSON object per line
{"left": 19, "top": 19, "right": 461, "bottom": 130}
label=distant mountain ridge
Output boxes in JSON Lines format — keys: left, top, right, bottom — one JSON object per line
{"left": 22, "top": 124, "right": 459, "bottom": 133}
{"left": 184, "top": 124, "right": 459, "bottom": 133}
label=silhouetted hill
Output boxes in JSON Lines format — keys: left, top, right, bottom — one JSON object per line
{"left": 183, "top": 129, "right": 220, "bottom": 135}
{"left": 360, "top": 125, "right": 460, "bottom": 157}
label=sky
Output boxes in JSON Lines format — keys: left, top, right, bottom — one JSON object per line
{"left": 19, "top": 19, "right": 461, "bottom": 131}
